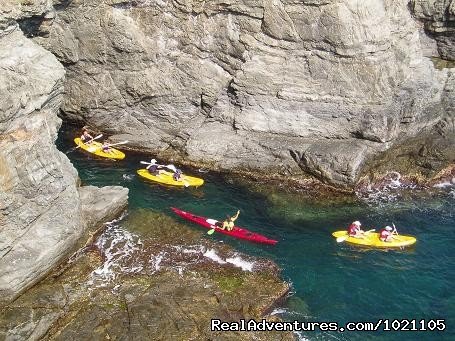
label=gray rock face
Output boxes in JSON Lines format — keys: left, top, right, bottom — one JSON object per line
{"left": 0, "top": 4, "right": 129, "bottom": 304}
{"left": 0, "top": 20, "right": 76, "bottom": 303}
{"left": 34, "top": 0, "right": 454, "bottom": 188}
{"left": 79, "top": 185, "right": 129, "bottom": 230}
{"left": 411, "top": 0, "right": 455, "bottom": 60}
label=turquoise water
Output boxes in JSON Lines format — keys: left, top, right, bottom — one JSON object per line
{"left": 59, "top": 128, "right": 454, "bottom": 340}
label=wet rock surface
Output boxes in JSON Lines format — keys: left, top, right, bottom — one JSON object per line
{"left": 0, "top": 211, "right": 292, "bottom": 340}
{"left": 30, "top": 0, "right": 455, "bottom": 188}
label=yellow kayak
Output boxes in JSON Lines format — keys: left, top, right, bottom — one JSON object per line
{"left": 74, "top": 138, "right": 125, "bottom": 160}
{"left": 332, "top": 231, "right": 417, "bottom": 248}
{"left": 137, "top": 169, "right": 204, "bottom": 187}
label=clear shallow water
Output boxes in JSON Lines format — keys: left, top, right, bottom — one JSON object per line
{"left": 59, "top": 129, "right": 454, "bottom": 340}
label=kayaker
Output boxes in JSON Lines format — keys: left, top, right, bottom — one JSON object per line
{"left": 220, "top": 210, "right": 240, "bottom": 231}
{"left": 101, "top": 142, "right": 112, "bottom": 153}
{"left": 379, "top": 226, "right": 395, "bottom": 242}
{"left": 81, "top": 130, "right": 93, "bottom": 144}
{"left": 173, "top": 169, "right": 183, "bottom": 181}
{"left": 347, "top": 221, "right": 365, "bottom": 238}
{"left": 147, "top": 159, "right": 162, "bottom": 176}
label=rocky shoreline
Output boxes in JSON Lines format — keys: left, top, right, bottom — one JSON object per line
{"left": 0, "top": 2, "right": 130, "bottom": 304}
{"left": 0, "top": 210, "right": 292, "bottom": 340}
{"left": 1, "top": 0, "right": 454, "bottom": 339}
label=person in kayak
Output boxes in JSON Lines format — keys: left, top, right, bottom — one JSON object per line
{"left": 379, "top": 226, "right": 395, "bottom": 242}
{"left": 220, "top": 210, "right": 240, "bottom": 231}
{"left": 101, "top": 142, "right": 113, "bottom": 153}
{"left": 347, "top": 221, "right": 365, "bottom": 238}
{"left": 81, "top": 130, "right": 93, "bottom": 144}
{"left": 173, "top": 168, "right": 183, "bottom": 181}
{"left": 147, "top": 159, "right": 162, "bottom": 176}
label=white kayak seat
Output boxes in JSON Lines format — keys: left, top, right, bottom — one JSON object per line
{"left": 206, "top": 219, "right": 218, "bottom": 226}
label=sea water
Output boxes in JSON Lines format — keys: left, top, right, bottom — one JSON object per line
{"left": 59, "top": 129, "right": 454, "bottom": 340}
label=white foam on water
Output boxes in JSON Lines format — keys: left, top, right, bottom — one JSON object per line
{"left": 294, "top": 331, "right": 311, "bottom": 341}
{"left": 175, "top": 266, "right": 184, "bottom": 276}
{"left": 103, "top": 211, "right": 128, "bottom": 226}
{"left": 270, "top": 308, "right": 288, "bottom": 315}
{"left": 203, "top": 249, "right": 255, "bottom": 272}
{"left": 172, "top": 244, "right": 205, "bottom": 254}
{"left": 433, "top": 179, "right": 454, "bottom": 188}
{"left": 122, "top": 174, "right": 134, "bottom": 181}
{"left": 356, "top": 171, "right": 418, "bottom": 205}
{"left": 226, "top": 255, "right": 254, "bottom": 272}
{"left": 88, "top": 223, "right": 142, "bottom": 287}
{"left": 203, "top": 249, "right": 226, "bottom": 264}
{"left": 150, "top": 251, "right": 166, "bottom": 272}
{"left": 130, "top": 266, "right": 143, "bottom": 273}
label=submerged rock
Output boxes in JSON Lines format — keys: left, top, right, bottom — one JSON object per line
{"left": 0, "top": 211, "right": 292, "bottom": 340}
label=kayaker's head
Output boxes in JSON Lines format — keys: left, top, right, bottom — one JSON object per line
{"left": 226, "top": 215, "right": 231, "bottom": 220}
{"left": 352, "top": 221, "right": 361, "bottom": 226}
{"left": 385, "top": 226, "right": 393, "bottom": 231}
{"left": 150, "top": 159, "right": 157, "bottom": 165}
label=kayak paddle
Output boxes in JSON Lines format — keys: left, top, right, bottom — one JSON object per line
{"left": 207, "top": 228, "right": 216, "bottom": 235}
{"left": 140, "top": 161, "right": 177, "bottom": 172}
{"left": 88, "top": 140, "right": 129, "bottom": 152}
{"left": 105, "top": 140, "right": 129, "bottom": 148}
{"left": 336, "top": 229, "right": 375, "bottom": 243}
{"left": 392, "top": 223, "right": 402, "bottom": 240}
{"left": 67, "top": 134, "right": 103, "bottom": 153}
{"left": 336, "top": 235, "right": 349, "bottom": 243}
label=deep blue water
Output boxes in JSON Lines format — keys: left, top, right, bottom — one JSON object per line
{"left": 58, "top": 128, "right": 454, "bottom": 340}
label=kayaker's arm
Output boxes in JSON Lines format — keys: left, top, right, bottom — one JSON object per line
{"left": 232, "top": 210, "right": 240, "bottom": 222}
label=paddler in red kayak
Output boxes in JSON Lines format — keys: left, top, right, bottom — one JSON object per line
{"left": 347, "top": 221, "right": 365, "bottom": 238}
{"left": 220, "top": 210, "right": 240, "bottom": 231}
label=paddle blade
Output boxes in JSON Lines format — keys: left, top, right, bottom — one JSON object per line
{"left": 207, "top": 228, "right": 215, "bottom": 235}
{"left": 392, "top": 223, "right": 399, "bottom": 235}
{"left": 106, "top": 140, "right": 129, "bottom": 148}
{"left": 140, "top": 161, "right": 152, "bottom": 165}
{"left": 336, "top": 235, "right": 348, "bottom": 243}
{"left": 166, "top": 164, "right": 177, "bottom": 172}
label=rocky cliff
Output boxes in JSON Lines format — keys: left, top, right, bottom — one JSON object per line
{"left": 0, "top": 1, "right": 128, "bottom": 303}
{"left": 411, "top": 0, "right": 455, "bottom": 61}
{"left": 27, "top": 0, "right": 454, "bottom": 188}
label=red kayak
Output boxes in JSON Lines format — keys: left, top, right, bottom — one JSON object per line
{"left": 171, "top": 207, "right": 278, "bottom": 245}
